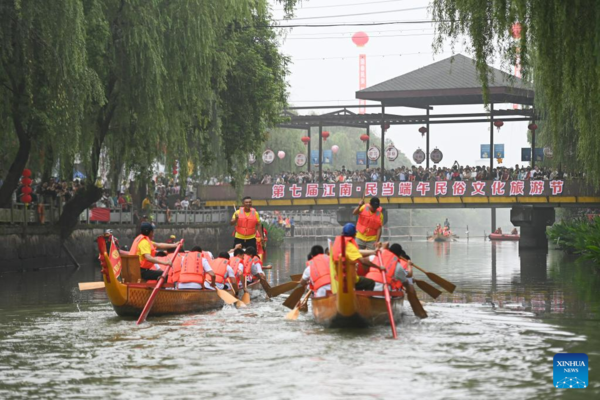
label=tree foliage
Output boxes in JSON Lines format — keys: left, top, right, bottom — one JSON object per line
{"left": 432, "top": 0, "right": 600, "bottom": 182}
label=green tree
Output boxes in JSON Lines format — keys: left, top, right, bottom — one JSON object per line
{"left": 432, "top": 0, "right": 600, "bottom": 183}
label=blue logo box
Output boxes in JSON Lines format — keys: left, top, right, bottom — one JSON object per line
{"left": 554, "top": 353, "right": 588, "bottom": 389}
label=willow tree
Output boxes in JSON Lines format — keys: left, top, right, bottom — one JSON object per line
{"left": 0, "top": 1, "right": 100, "bottom": 207}
{"left": 432, "top": 0, "right": 600, "bottom": 183}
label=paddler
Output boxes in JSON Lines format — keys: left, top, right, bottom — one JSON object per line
{"left": 204, "top": 252, "right": 239, "bottom": 291}
{"left": 353, "top": 196, "right": 384, "bottom": 250}
{"left": 299, "top": 245, "right": 331, "bottom": 298}
{"left": 177, "top": 248, "right": 216, "bottom": 290}
{"left": 230, "top": 196, "right": 263, "bottom": 249}
{"left": 243, "top": 246, "right": 269, "bottom": 283}
{"left": 365, "top": 243, "right": 414, "bottom": 294}
{"left": 330, "top": 223, "right": 382, "bottom": 293}
{"left": 129, "top": 222, "right": 179, "bottom": 281}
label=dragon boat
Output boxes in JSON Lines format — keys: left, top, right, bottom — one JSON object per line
{"left": 311, "top": 258, "right": 404, "bottom": 328}
{"left": 97, "top": 237, "right": 260, "bottom": 318}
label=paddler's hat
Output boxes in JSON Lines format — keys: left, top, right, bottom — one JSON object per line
{"left": 140, "top": 222, "right": 154, "bottom": 235}
{"left": 342, "top": 223, "right": 356, "bottom": 237}
{"left": 104, "top": 229, "right": 113, "bottom": 236}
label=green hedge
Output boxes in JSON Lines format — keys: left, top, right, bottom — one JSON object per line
{"left": 547, "top": 217, "right": 600, "bottom": 266}
{"left": 263, "top": 222, "right": 285, "bottom": 247}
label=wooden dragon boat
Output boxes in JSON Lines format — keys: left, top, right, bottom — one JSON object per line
{"left": 311, "top": 258, "right": 404, "bottom": 328}
{"left": 488, "top": 233, "right": 520, "bottom": 241}
{"left": 97, "top": 237, "right": 260, "bottom": 319}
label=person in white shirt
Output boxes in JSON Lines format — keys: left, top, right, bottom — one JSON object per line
{"left": 204, "top": 252, "right": 238, "bottom": 290}
{"left": 177, "top": 249, "right": 215, "bottom": 290}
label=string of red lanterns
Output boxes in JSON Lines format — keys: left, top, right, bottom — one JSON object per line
{"left": 21, "top": 168, "right": 32, "bottom": 204}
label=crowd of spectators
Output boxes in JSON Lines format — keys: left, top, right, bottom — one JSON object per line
{"left": 206, "top": 163, "right": 576, "bottom": 186}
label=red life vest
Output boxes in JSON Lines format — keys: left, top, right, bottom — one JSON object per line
{"left": 331, "top": 236, "right": 368, "bottom": 276}
{"left": 179, "top": 252, "right": 205, "bottom": 284}
{"left": 308, "top": 254, "right": 331, "bottom": 291}
{"left": 167, "top": 252, "right": 185, "bottom": 283}
{"left": 235, "top": 208, "right": 258, "bottom": 236}
{"left": 130, "top": 234, "right": 156, "bottom": 270}
{"left": 241, "top": 254, "right": 253, "bottom": 277}
{"left": 229, "top": 256, "right": 243, "bottom": 278}
{"left": 210, "top": 257, "right": 229, "bottom": 284}
{"left": 365, "top": 249, "right": 403, "bottom": 290}
{"left": 356, "top": 204, "right": 383, "bottom": 238}
{"left": 202, "top": 251, "right": 213, "bottom": 260}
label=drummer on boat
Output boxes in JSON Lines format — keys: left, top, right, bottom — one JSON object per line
{"left": 330, "top": 223, "right": 384, "bottom": 293}
{"left": 511, "top": 228, "right": 518, "bottom": 235}
{"left": 494, "top": 227, "right": 503, "bottom": 234}
{"left": 353, "top": 196, "right": 383, "bottom": 250}
{"left": 129, "top": 222, "right": 180, "bottom": 281}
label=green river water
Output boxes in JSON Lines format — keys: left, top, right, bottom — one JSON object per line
{"left": 0, "top": 239, "right": 598, "bottom": 399}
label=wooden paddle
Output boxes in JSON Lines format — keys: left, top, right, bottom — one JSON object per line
{"left": 258, "top": 276, "right": 272, "bottom": 298}
{"left": 285, "top": 289, "right": 312, "bottom": 320}
{"left": 413, "top": 278, "right": 442, "bottom": 299}
{"left": 241, "top": 276, "right": 251, "bottom": 305}
{"left": 136, "top": 240, "right": 184, "bottom": 325}
{"left": 405, "top": 283, "right": 428, "bottom": 319}
{"left": 283, "top": 285, "right": 305, "bottom": 309}
{"left": 269, "top": 281, "right": 300, "bottom": 298}
{"left": 410, "top": 263, "right": 456, "bottom": 293}
{"left": 290, "top": 273, "right": 302, "bottom": 281}
{"left": 216, "top": 286, "right": 246, "bottom": 307}
{"left": 377, "top": 252, "right": 398, "bottom": 339}
{"left": 78, "top": 282, "right": 105, "bottom": 291}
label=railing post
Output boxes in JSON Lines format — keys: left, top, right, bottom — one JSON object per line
{"left": 119, "top": 206, "right": 123, "bottom": 224}
{"left": 49, "top": 200, "right": 54, "bottom": 224}
{"left": 10, "top": 201, "right": 14, "bottom": 224}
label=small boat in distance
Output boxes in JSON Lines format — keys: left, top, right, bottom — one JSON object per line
{"left": 489, "top": 233, "right": 520, "bottom": 241}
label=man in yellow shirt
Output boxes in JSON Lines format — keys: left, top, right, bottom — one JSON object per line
{"left": 352, "top": 196, "right": 384, "bottom": 250}
{"left": 130, "top": 222, "right": 179, "bottom": 280}
{"left": 329, "top": 223, "right": 382, "bottom": 294}
{"left": 230, "top": 196, "right": 262, "bottom": 249}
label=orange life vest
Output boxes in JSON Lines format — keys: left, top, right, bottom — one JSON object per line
{"left": 356, "top": 204, "right": 383, "bottom": 238}
{"left": 331, "top": 236, "right": 368, "bottom": 276}
{"left": 130, "top": 234, "right": 156, "bottom": 269}
{"left": 202, "top": 251, "right": 213, "bottom": 260}
{"left": 235, "top": 208, "right": 258, "bottom": 236}
{"left": 308, "top": 254, "right": 331, "bottom": 291}
{"left": 179, "top": 252, "right": 205, "bottom": 284}
{"left": 241, "top": 254, "right": 253, "bottom": 277}
{"left": 229, "top": 256, "right": 243, "bottom": 278}
{"left": 365, "top": 249, "right": 403, "bottom": 290}
{"left": 167, "top": 252, "right": 185, "bottom": 283}
{"left": 210, "top": 257, "right": 229, "bottom": 284}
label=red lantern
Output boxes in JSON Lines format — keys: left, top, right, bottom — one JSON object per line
{"left": 418, "top": 126, "right": 427, "bottom": 137}
{"left": 21, "top": 186, "right": 32, "bottom": 195}
{"left": 22, "top": 169, "right": 32, "bottom": 177}
{"left": 352, "top": 32, "right": 369, "bottom": 47}
{"left": 383, "top": 123, "right": 390, "bottom": 131}
{"left": 494, "top": 120, "right": 504, "bottom": 132}
{"left": 528, "top": 123, "right": 538, "bottom": 131}
{"left": 322, "top": 131, "right": 330, "bottom": 141}
{"left": 301, "top": 136, "right": 310, "bottom": 145}
{"left": 21, "top": 194, "right": 32, "bottom": 204}
{"left": 360, "top": 134, "right": 369, "bottom": 142}
{"left": 21, "top": 177, "right": 32, "bottom": 186}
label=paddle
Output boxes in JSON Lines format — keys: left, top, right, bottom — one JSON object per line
{"left": 285, "top": 289, "right": 312, "bottom": 320}
{"left": 269, "top": 280, "right": 300, "bottom": 298}
{"left": 78, "top": 282, "right": 105, "bottom": 291}
{"left": 216, "top": 286, "right": 246, "bottom": 308}
{"left": 241, "top": 276, "right": 251, "bottom": 305}
{"left": 404, "top": 281, "right": 428, "bottom": 319}
{"left": 377, "top": 252, "right": 398, "bottom": 339}
{"left": 136, "top": 240, "right": 184, "bottom": 325}
{"left": 407, "top": 261, "right": 456, "bottom": 293}
{"left": 290, "top": 273, "right": 302, "bottom": 281}
{"left": 283, "top": 285, "right": 306, "bottom": 309}
{"left": 258, "top": 276, "right": 272, "bottom": 298}
{"left": 413, "top": 278, "right": 442, "bottom": 299}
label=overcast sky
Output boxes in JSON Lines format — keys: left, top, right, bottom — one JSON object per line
{"left": 269, "top": 0, "right": 532, "bottom": 169}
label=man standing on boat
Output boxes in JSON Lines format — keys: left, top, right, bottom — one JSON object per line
{"left": 129, "top": 222, "right": 179, "bottom": 281}
{"left": 353, "top": 196, "right": 384, "bottom": 250}
{"left": 330, "top": 223, "right": 383, "bottom": 293}
{"left": 231, "top": 196, "right": 263, "bottom": 249}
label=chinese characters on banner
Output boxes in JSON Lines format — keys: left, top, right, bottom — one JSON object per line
{"left": 270, "top": 180, "right": 565, "bottom": 199}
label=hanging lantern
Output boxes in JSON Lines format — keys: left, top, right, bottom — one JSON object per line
{"left": 321, "top": 131, "right": 330, "bottom": 141}
{"left": 528, "top": 123, "right": 538, "bottom": 131}
{"left": 493, "top": 120, "right": 504, "bottom": 132}
{"left": 360, "top": 134, "right": 369, "bottom": 142}
{"left": 352, "top": 32, "right": 369, "bottom": 47}
{"left": 301, "top": 136, "right": 310, "bottom": 145}
{"left": 383, "top": 123, "right": 390, "bottom": 131}
{"left": 21, "top": 177, "right": 32, "bottom": 186}
{"left": 331, "top": 145, "right": 339, "bottom": 154}
{"left": 278, "top": 151, "right": 286, "bottom": 159}
{"left": 418, "top": 126, "right": 427, "bottom": 136}
{"left": 21, "top": 194, "right": 32, "bottom": 204}
{"left": 543, "top": 146, "right": 554, "bottom": 159}
{"left": 430, "top": 148, "right": 443, "bottom": 164}
{"left": 21, "top": 186, "right": 32, "bottom": 195}
{"left": 22, "top": 169, "right": 32, "bottom": 177}
{"left": 413, "top": 149, "right": 426, "bottom": 164}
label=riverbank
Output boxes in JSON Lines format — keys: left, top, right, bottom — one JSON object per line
{"left": 547, "top": 216, "right": 600, "bottom": 267}
{"left": 0, "top": 223, "right": 233, "bottom": 272}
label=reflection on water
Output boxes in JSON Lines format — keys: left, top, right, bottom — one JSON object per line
{"left": 0, "top": 239, "right": 599, "bottom": 399}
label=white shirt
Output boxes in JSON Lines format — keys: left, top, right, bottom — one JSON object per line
{"left": 302, "top": 266, "right": 330, "bottom": 298}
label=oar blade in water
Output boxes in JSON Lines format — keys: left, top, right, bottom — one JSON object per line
{"left": 283, "top": 286, "right": 305, "bottom": 309}
{"left": 269, "top": 281, "right": 299, "bottom": 297}
{"left": 414, "top": 279, "right": 442, "bottom": 299}
{"left": 78, "top": 282, "right": 105, "bottom": 291}
{"left": 285, "top": 308, "right": 300, "bottom": 320}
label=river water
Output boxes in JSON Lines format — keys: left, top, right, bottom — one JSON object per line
{"left": 0, "top": 238, "right": 598, "bottom": 399}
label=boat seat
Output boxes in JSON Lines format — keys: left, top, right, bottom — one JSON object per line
{"left": 120, "top": 255, "right": 142, "bottom": 283}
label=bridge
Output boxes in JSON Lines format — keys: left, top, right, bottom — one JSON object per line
{"left": 198, "top": 180, "right": 600, "bottom": 249}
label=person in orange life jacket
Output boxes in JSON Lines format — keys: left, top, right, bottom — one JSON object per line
{"left": 130, "top": 222, "right": 179, "bottom": 281}
{"left": 329, "top": 223, "right": 383, "bottom": 293}
{"left": 228, "top": 246, "right": 245, "bottom": 282}
{"left": 366, "top": 243, "right": 414, "bottom": 294}
{"left": 299, "top": 245, "right": 332, "bottom": 298}
{"left": 177, "top": 246, "right": 216, "bottom": 290}
{"left": 230, "top": 196, "right": 262, "bottom": 249}
{"left": 353, "top": 196, "right": 384, "bottom": 250}
{"left": 203, "top": 252, "right": 239, "bottom": 291}
{"left": 244, "top": 246, "right": 268, "bottom": 282}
